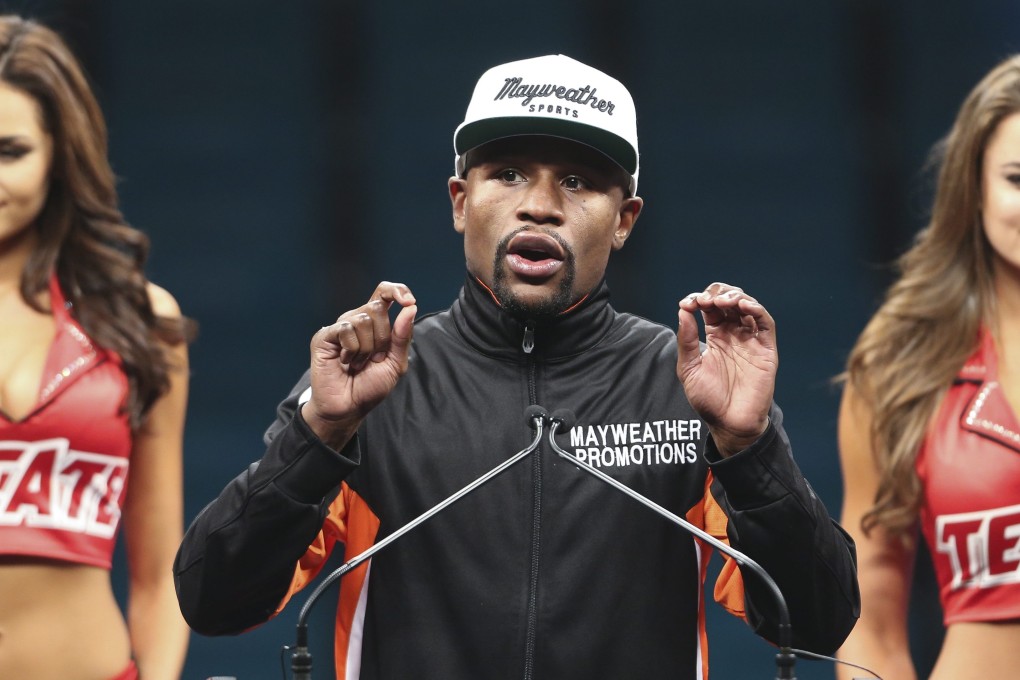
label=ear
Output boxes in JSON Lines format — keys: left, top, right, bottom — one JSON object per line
{"left": 611, "top": 196, "right": 643, "bottom": 250}
{"left": 449, "top": 176, "right": 468, "bottom": 235}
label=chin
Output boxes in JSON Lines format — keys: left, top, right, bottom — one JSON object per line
{"left": 489, "top": 256, "right": 577, "bottom": 318}
{"left": 498, "top": 284, "right": 577, "bottom": 319}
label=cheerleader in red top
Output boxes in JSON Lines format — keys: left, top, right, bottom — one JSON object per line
{"left": 0, "top": 16, "right": 192, "bottom": 680}
{"left": 837, "top": 55, "right": 1020, "bottom": 680}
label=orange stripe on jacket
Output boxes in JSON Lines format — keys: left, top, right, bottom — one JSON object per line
{"left": 272, "top": 482, "right": 380, "bottom": 680}
{"left": 686, "top": 470, "right": 748, "bottom": 680}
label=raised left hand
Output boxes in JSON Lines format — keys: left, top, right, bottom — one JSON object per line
{"left": 676, "top": 282, "right": 777, "bottom": 457}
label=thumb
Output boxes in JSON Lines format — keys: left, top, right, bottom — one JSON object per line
{"left": 390, "top": 303, "right": 417, "bottom": 363}
{"left": 676, "top": 305, "right": 701, "bottom": 372}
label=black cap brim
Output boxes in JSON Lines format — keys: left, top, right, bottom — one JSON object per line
{"left": 454, "top": 116, "right": 638, "bottom": 176}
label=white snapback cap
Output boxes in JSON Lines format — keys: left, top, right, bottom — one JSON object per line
{"left": 454, "top": 54, "right": 639, "bottom": 194}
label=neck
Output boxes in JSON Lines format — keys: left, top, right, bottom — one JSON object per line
{"left": 993, "top": 257, "right": 1020, "bottom": 323}
{"left": 991, "top": 259, "right": 1020, "bottom": 371}
{"left": 0, "top": 228, "right": 36, "bottom": 297}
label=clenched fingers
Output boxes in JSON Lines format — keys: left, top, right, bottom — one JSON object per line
{"left": 369, "top": 280, "right": 416, "bottom": 307}
{"left": 319, "top": 281, "right": 417, "bottom": 368}
{"left": 679, "top": 283, "right": 773, "bottom": 337}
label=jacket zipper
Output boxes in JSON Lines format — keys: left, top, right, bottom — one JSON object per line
{"left": 522, "top": 320, "right": 535, "bottom": 355}
{"left": 522, "top": 320, "right": 540, "bottom": 679}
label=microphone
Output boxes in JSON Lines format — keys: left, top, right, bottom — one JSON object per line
{"left": 548, "top": 408, "right": 574, "bottom": 431}
{"left": 288, "top": 406, "right": 548, "bottom": 679}
{"left": 544, "top": 410, "right": 797, "bottom": 680}
{"left": 525, "top": 405, "right": 549, "bottom": 430}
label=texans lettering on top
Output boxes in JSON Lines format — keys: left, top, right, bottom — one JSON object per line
{"left": 0, "top": 438, "right": 127, "bottom": 538}
{"left": 936, "top": 504, "right": 1020, "bottom": 590}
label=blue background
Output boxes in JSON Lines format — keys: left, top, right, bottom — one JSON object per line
{"left": 7, "top": 1, "right": 1019, "bottom": 678}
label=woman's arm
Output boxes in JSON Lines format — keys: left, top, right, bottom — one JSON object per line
{"left": 121, "top": 283, "right": 190, "bottom": 680}
{"left": 835, "top": 384, "right": 918, "bottom": 680}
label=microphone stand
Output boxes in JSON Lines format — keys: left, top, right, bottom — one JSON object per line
{"left": 289, "top": 408, "right": 549, "bottom": 680}
{"left": 545, "top": 412, "right": 797, "bottom": 680}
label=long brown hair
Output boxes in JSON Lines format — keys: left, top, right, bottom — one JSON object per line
{"left": 1, "top": 16, "right": 193, "bottom": 429}
{"left": 845, "top": 55, "right": 1020, "bottom": 538}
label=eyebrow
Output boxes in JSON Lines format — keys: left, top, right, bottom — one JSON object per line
{"left": 481, "top": 155, "right": 616, "bottom": 177}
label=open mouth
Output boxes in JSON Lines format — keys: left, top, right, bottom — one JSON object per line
{"left": 508, "top": 232, "right": 565, "bottom": 261}
{"left": 505, "top": 232, "right": 567, "bottom": 279}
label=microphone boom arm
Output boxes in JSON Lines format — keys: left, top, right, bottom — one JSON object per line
{"left": 289, "top": 412, "right": 548, "bottom": 679}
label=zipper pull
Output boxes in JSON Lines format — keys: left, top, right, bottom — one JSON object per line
{"left": 522, "top": 320, "right": 535, "bottom": 354}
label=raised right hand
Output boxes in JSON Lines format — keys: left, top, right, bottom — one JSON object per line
{"left": 301, "top": 281, "right": 417, "bottom": 448}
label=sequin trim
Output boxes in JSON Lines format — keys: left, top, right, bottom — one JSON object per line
{"left": 965, "top": 381, "right": 1020, "bottom": 446}
{"left": 38, "top": 323, "right": 96, "bottom": 401}
{"left": 959, "top": 363, "right": 986, "bottom": 379}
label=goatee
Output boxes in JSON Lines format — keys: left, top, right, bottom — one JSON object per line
{"left": 491, "top": 228, "right": 576, "bottom": 318}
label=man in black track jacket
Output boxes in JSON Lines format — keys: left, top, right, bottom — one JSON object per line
{"left": 174, "top": 54, "right": 860, "bottom": 679}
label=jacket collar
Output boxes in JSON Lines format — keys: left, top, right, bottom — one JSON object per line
{"left": 959, "top": 328, "right": 1020, "bottom": 452}
{"left": 450, "top": 274, "right": 617, "bottom": 360}
{"left": 39, "top": 274, "right": 106, "bottom": 405}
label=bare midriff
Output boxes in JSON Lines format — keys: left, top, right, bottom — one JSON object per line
{"left": 0, "top": 558, "right": 131, "bottom": 680}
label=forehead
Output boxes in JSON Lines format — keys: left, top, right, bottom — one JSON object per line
{"left": 0, "top": 82, "right": 45, "bottom": 136}
{"left": 986, "top": 112, "right": 1020, "bottom": 161}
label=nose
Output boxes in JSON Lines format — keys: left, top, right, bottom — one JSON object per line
{"left": 516, "top": 174, "right": 565, "bottom": 226}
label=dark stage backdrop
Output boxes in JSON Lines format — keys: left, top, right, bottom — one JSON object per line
{"left": 6, "top": 1, "right": 1019, "bottom": 678}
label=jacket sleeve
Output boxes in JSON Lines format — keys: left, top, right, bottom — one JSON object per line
{"left": 706, "top": 403, "right": 861, "bottom": 654}
{"left": 173, "top": 372, "right": 361, "bottom": 636}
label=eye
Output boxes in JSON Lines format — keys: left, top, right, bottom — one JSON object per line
{"left": 496, "top": 168, "right": 525, "bottom": 183}
{"left": 1007, "top": 173, "right": 1020, "bottom": 186}
{"left": 562, "top": 175, "right": 589, "bottom": 191}
{"left": 0, "top": 143, "right": 30, "bottom": 161}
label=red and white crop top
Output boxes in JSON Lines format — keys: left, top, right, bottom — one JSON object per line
{"left": 0, "top": 275, "right": 132, "bottom": 568}
{"left": 917, "top": 330, "right": 1020, "bottom": 624}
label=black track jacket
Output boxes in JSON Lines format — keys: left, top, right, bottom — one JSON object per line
{"left": 174, "top": 277, "right": 860, "bottom": 679}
